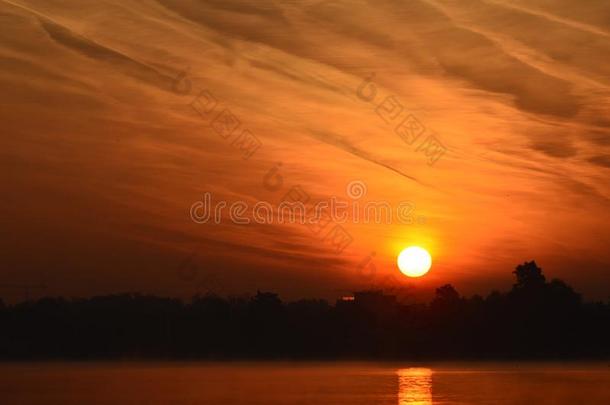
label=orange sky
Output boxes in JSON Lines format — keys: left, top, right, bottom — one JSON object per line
{"left": 2, "top": 0, "right": 610, "bottom": 302}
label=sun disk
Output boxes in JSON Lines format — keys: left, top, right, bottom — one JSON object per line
{"left": 397, "top": 246, "right": 432, "bottom": 277}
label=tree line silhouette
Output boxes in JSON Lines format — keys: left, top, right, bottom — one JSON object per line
{"left": 0, "top": 261, "right": 608, "bottom": 359}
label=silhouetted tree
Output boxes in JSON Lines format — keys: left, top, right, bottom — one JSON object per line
{"left": 0, "top": 262, "right": 608, "bottom": 360}
{"left": 432, "top": 284, "right": 461, "bottom": 306}
{"left": 513, "top": 260, "right": 546, "bottom": 290}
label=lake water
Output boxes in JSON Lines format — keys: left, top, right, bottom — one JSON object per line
{"left": 0, "top": 362, "right": 609, "bottom": 404}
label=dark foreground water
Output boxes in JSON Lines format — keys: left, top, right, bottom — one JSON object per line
{"left": 0, "top": 362, "right": 609, "bottom": 404}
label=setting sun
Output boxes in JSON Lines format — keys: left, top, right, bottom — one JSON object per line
{"left": 397, "top": 247, "right": 432, "bottom": 278}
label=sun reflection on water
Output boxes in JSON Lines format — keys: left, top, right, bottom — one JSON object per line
{"left": 398, "top": 368, "right": 433, "bottom": 405}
